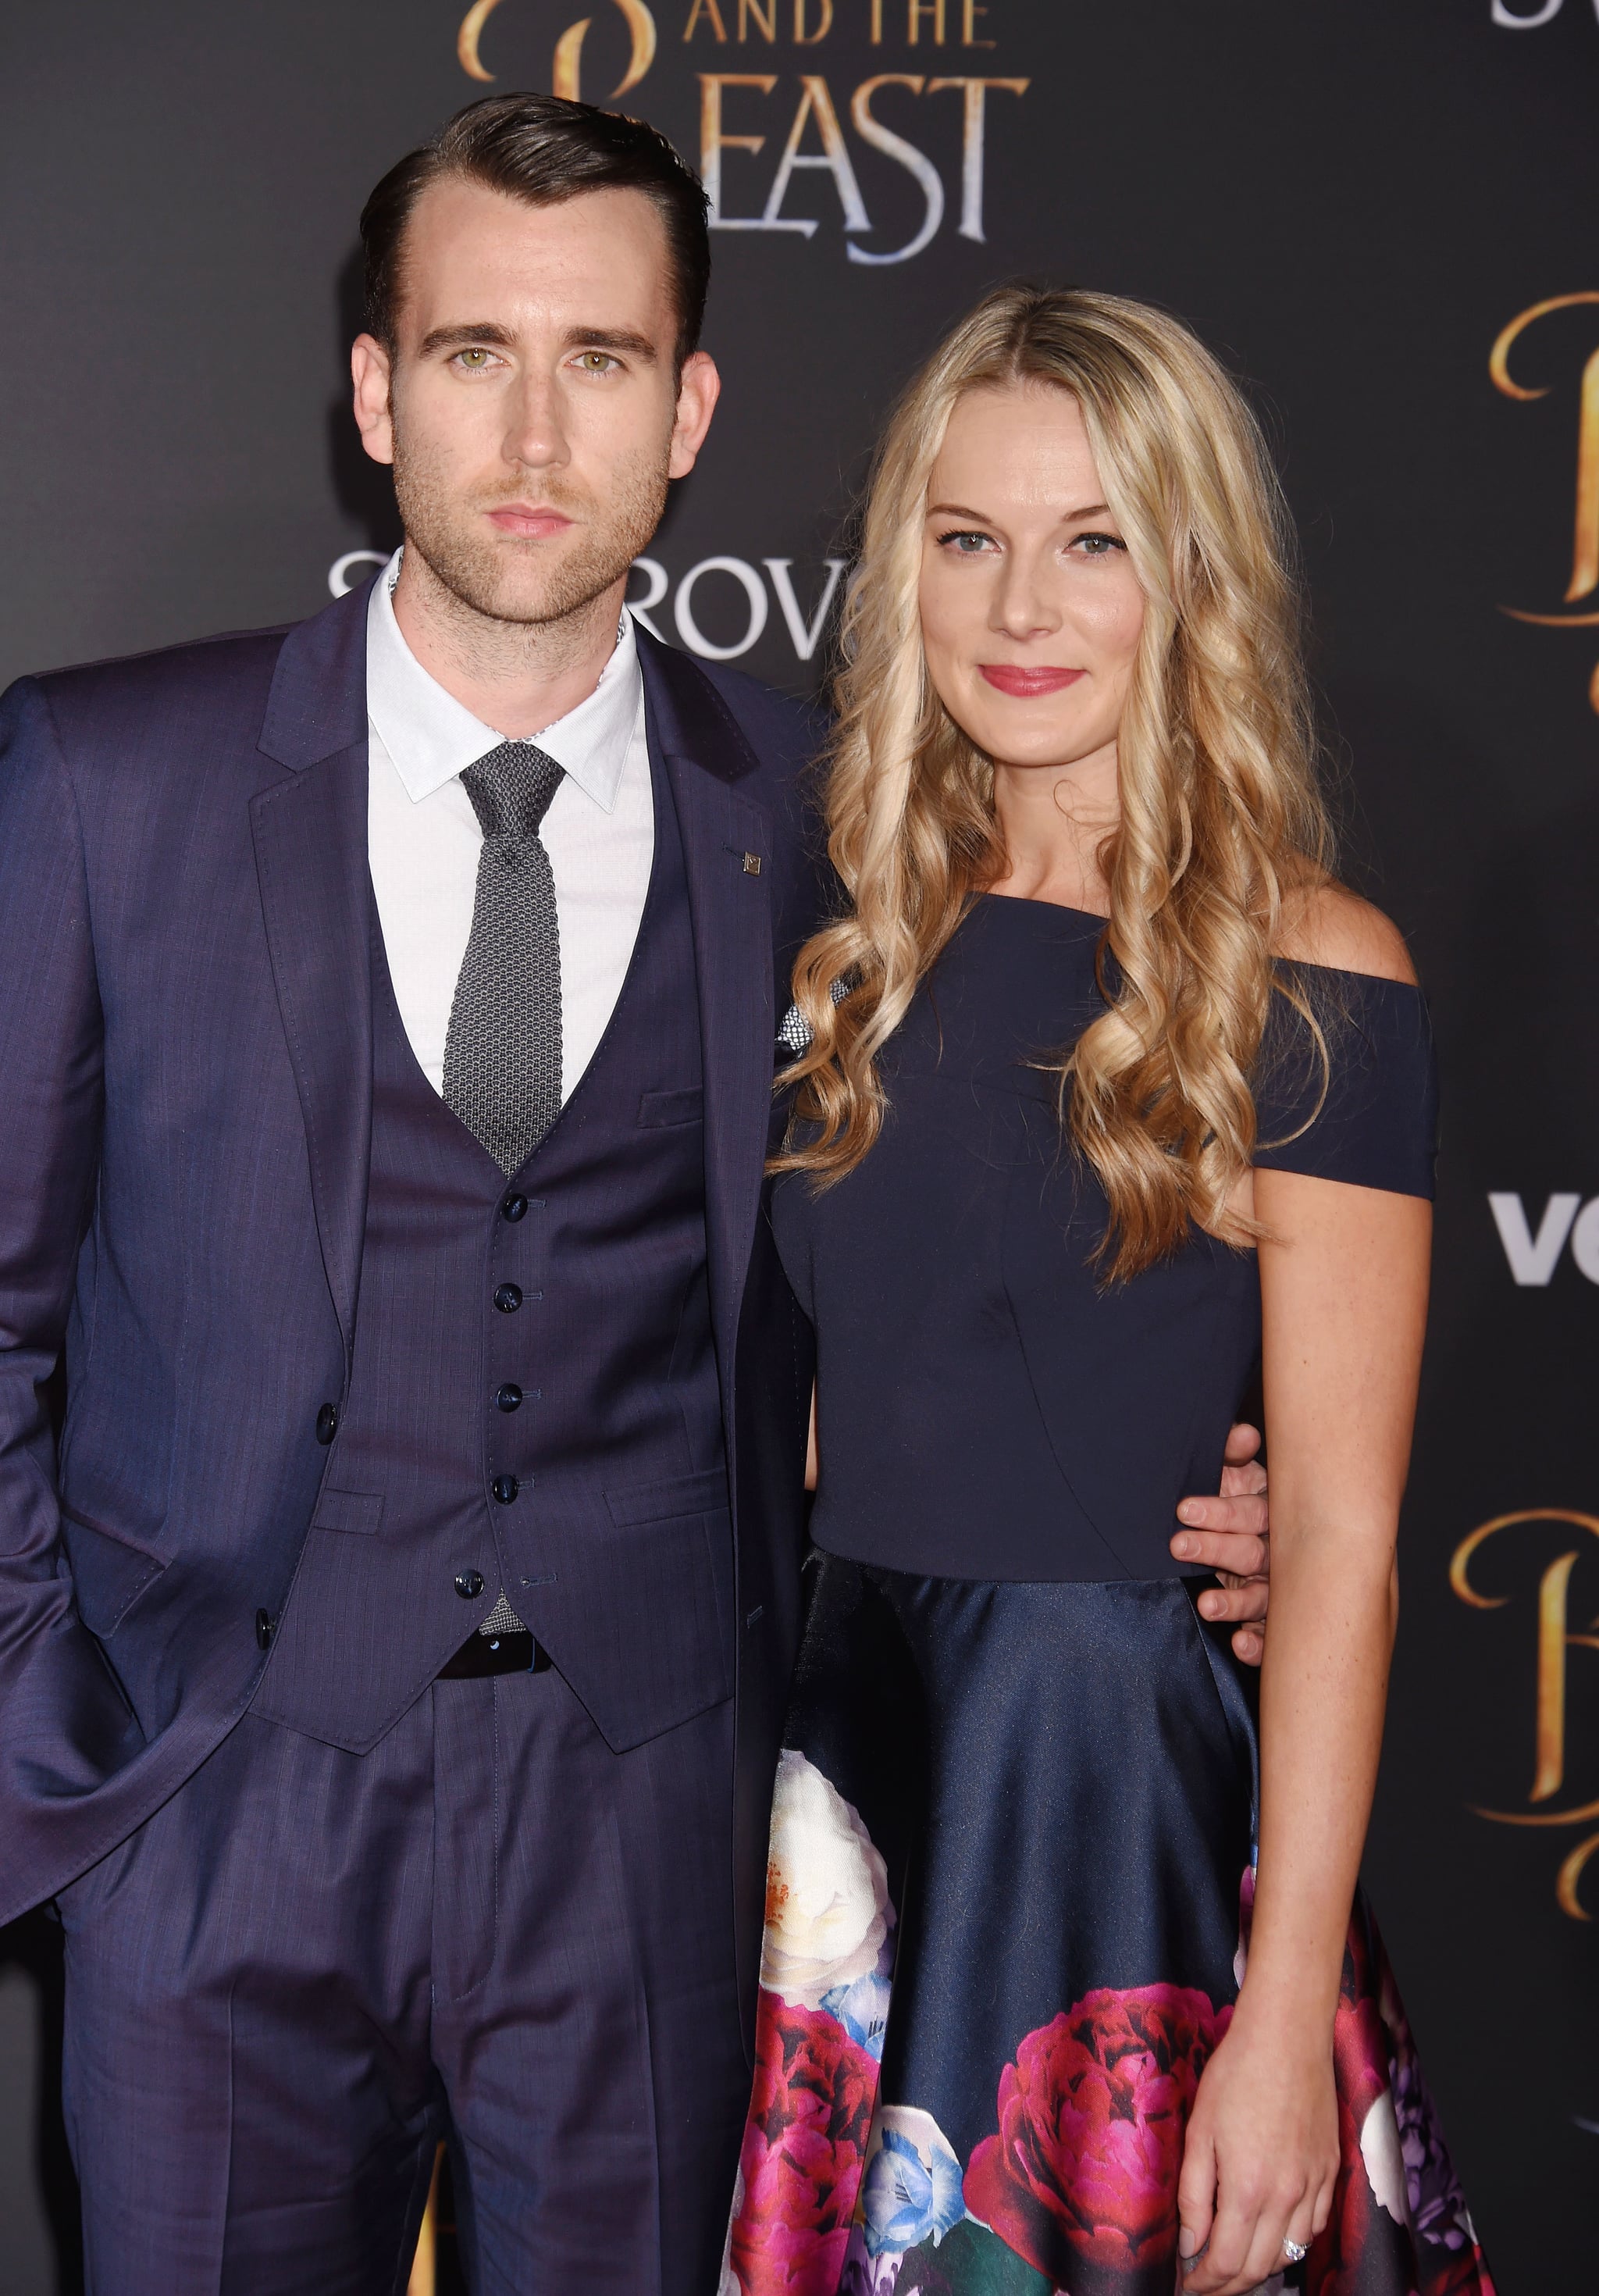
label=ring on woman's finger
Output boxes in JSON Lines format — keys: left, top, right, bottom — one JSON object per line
{"left": 1281, "top": 2236, "right": 1310, "bottom": 2265}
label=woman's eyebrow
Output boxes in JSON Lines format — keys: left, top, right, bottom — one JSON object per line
{"left": 924, "top": 500, "right": 1114, "bottom": 522}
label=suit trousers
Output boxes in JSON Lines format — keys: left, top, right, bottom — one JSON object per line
{"left": 55, "top": 1664, "right": 749, "bottom": 2294}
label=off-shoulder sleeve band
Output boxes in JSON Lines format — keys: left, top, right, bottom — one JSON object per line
{"left": 1250, "top": 964, "right": 1438, "bottom": 1200}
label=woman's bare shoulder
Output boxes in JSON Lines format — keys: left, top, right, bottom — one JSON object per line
{"left": 1273, "top": 881, "right": 1418, "bottom": 986}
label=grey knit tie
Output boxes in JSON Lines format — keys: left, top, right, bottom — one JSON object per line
{"left": 443, "top": 741, "right": 565, "bottom": 1174}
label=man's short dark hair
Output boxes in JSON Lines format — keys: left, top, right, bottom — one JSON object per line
{"left": 360, "top": 93, "right": 711, "bottom": 370}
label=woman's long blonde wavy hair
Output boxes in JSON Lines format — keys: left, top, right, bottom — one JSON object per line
{"left": 775, "top": 285, "right": 1336, "bottom": 1280}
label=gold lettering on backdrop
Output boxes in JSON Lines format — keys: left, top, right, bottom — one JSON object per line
{"left": 849, "top": 74, "right": 941, "bottom": 263}
{"left": 458, "top": 0, "right": 504, "bottom": 77}
{"left": 699, "top": 73, "right": 776, "bottom": 219}
{"left": 1535, "top": 1550, "right": 1599, "bottom": 1799}
{"left": 454, "top": 0, "right": 1024, "bottom": 261}
{"left": 927, "top": 75, "right": 1028, "bottom": 241}
{"left": 458, "top": 0, "right": 657, "bottom": 90}
{"left": 1558, "top": 1833, "right": 1599, "bottom": 1921}
{"left": 1451, "top": 1509, "right": 1599, "bottom": 1917}
{"left": 1490, "top": 292, "right": 1599, "bottom": 711}
{"left": 553, "top": 18, "right": 588, "bottom": 92}
{"left": 759, "top": 75, "right": 870, "bottom": 233}
{"left": 1573, "top": 348, "right": 1599, "bottom": 601}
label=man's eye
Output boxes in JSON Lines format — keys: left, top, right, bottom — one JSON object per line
{"left": 937, "top": 529, "right": 995, "bottom": 555}
{"left": 575, "top": 351, "right": 620, "bottom": 373}
{"left": 454, "top": 348, "right": 497, "bottom": 371}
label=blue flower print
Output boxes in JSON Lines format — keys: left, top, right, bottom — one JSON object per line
{"left": 821, "top": 1964, "right": 892, "bottom": 2059}
{"left": 860, "top": 2105, "right": 966, "bottom": 2259}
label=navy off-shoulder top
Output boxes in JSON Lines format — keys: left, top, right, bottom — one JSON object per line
{"left": 773, "top": 893, "right": 1437, "bottom": 1584}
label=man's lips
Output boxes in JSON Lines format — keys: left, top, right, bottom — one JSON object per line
{"left": 979, "top": 664, "right": 1086, "bottom": 697}
{"left": 486, "top": 505, "right": 575, "bottom": 538}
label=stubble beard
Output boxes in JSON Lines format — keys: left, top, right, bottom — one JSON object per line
{"left": 391, "top": 424, "right": 671, "bottom": 637}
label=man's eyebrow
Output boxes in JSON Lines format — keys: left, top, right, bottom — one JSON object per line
{"left": 418, "top": 322, "right": 517, "bottom": 357}
{"left": 560, "top": 325, "right": 659, "bottom": 363}
{"left": 415, "top": 322, "right": 661, "bottom": 364}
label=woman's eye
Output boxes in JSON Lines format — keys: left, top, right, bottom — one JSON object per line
{"left": 1072, "top": 531, "right": 1126, "bottom": 557}
{"left": 938, "top": 529, "right": 996, "bottom": 555}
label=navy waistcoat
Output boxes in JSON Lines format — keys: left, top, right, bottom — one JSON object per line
{"left": 253, "top": 731, "right": 732, "bottom": 1756}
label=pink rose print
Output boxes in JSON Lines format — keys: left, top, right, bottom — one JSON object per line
{"left": 728, "top": 1994, "right": 880, "bottom": 2295}
{"left": 963, "top": 1983, "right": 1230, "bottom": 2288}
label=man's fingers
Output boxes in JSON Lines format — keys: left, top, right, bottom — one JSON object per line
{"left": 1170, "top": 1523, "right": 1268, "bottom": 1578}
{"left": 1221, "top": 1421, "right": 1262, "bottom": 1467}
{"left": 1173, "top": 1485, "right": 1272, "bottom": 1674}
{"left": 1196, "top": 1579, "right": 1268, "bottom": 1626}
{"left": 1176, "top": 1493, "right": 1268, "bottom": 1540}
{"left": 1218, "top": 1458, "right": 1268, "bottom": 1499}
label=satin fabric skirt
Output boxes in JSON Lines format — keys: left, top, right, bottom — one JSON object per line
{"left": 723, "top": 1556, "right": 1492, "bottom": 2296}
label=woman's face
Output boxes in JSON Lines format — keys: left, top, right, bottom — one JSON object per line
{"left": 918, "top": 382, "right": 1146, "bottom": 775}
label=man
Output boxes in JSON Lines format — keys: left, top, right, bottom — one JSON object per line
{"left": 0, "top": 93, "right": 1270, "bottom": 2291}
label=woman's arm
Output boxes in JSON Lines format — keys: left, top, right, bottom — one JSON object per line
{"left": 1181, "top": 897, "right": 1432, "bottom": 2294}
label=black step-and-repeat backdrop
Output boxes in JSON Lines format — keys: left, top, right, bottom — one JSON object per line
{"left": 1, "top": 2, "right": 1595, "bottom": 2287}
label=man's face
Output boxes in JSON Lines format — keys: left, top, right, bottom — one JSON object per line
{"left": 352, "top": 179, "right": 718, "bottom": 626}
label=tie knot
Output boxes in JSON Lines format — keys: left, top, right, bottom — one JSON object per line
{"left": 461, "top": 741, "right": 565, "bottom": 842}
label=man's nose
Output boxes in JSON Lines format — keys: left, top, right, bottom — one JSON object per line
{"left": 502, "top": 373, "right": 571, "bottom": 473}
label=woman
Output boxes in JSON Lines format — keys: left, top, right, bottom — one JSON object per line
{"left": 724, "top": 289, "right": 1490, "bottom": 2296}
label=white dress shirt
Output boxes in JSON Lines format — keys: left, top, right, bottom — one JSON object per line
{"left": 365, "top": 550, "right": 654, "bottom": 1105}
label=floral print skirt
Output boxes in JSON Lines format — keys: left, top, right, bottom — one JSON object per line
{"left": 723, "top": 1555, "right": 1493, "bottom": 2296}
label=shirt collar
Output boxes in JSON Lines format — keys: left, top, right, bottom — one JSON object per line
{"left": 365, "top": 547, "right": 642, "bottom": 814}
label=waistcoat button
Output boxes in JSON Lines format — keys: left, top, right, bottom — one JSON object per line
{"left": 315, "top": 1403, "right": 338, "bottom": 1445}
{"left": 255, "top": 1608, "right": 276, "bottom": 1650}
{"left": 495, "top": 1383, "right": 523, "bottom": 1413}
{"left": 492, "top": 1474, "right": 519, "bottom": 1504}
{"left": 502, "top": 1194, "right": 529, "bottom": 1222}
{"left": 493, "top": 1284, "right": 522, "bottom": 1313}
{"left": 454, "top": 1570, "right": 485, "bottom": 1599}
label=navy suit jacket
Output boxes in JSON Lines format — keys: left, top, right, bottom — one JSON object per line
{"left": 0, "top": 580, "right": 822, "bottom": 2036}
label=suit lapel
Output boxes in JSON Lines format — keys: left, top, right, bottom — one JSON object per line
{"left": 639, "top": 633, "right": 775, "bottom": 1429}
{"left": 250, "top": 583, "right": 375, "bottom": 1363}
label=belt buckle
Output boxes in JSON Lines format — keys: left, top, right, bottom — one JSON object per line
{"left": 437, "top": 1628, "right": 543, "bottom": 1680}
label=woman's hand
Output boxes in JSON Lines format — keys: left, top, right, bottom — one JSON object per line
{"left": 1177, "top": 2002, "right": 1338, "bottom": 2294}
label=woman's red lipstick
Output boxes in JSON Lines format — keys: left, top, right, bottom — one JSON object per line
{"left": 979, "top": 664, "right": 1085, "bottom": 697}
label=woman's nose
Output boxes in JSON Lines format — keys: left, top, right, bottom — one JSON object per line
{"left": 990, "top": 554, "right": 1062, "bottom": 638}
